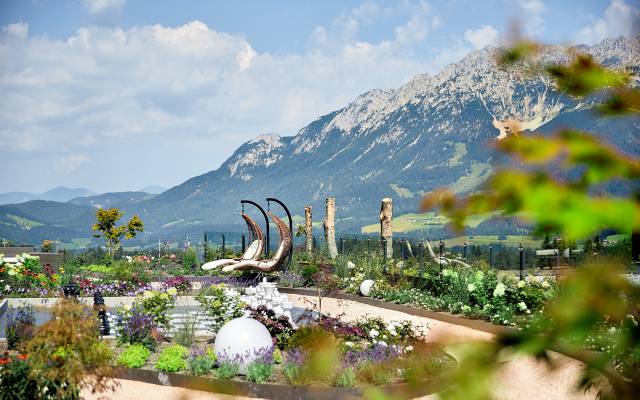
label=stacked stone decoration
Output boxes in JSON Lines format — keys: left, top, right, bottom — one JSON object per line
{"left": 241, "top": 278, "right": 295, "bottom": 323}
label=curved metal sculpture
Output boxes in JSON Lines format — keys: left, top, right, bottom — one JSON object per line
{"left": 266, "top": 197, "right": 293, "bottom": 271}
{"left": 221, "top": 211, "right": 292, "bottom": 273}
{"left": 201, "top": 213, "right": 264, "bottom": 271}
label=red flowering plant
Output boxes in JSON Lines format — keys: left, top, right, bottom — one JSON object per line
{"left": 163, "top": 276, "right": 192, "bottom": 294}
{"left": 247, "top": 305, "right": 296, "bottom": 349}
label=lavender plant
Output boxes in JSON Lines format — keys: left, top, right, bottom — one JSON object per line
{"left": 215, "top": 349, "right": 242, "bottom": 380}
{"left": 115, "top": 304, "right": 159, "bottom": 350}
{"left": 188, "top": 345, "right": 216, "bottom": 376}
{"left": 245, "top": 347, "right": 274, "bottom": 383}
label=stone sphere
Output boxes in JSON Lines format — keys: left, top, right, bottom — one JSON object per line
{"left": 360, "top": 279, "right": 375, "bottom": 297}
{"left": 214, "top": 317, "right": 273, "bottom": 374}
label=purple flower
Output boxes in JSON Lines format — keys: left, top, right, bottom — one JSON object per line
{"left": 284, "top": 347, "right": 307, "bottom": 367}
{"left": 342, "top": 344, "right": 400, "bottom": 367}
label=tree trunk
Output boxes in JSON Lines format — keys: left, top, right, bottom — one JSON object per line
{"left": 324, "top": 198, "right": 338, "bottom": 259}
{"left": 380, "top": 198, "right": 393, "bottom": 259}
{"left": 305, "top": 206, "right": 313, "bottom": 254}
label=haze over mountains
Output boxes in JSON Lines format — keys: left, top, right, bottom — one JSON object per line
{"left": 0, "top": 187, "right": 96, "bottom": 205}
{"left": 1, "top": 37, "right": 638, "bottom": 246}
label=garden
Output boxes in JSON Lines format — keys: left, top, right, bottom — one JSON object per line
{"left": 0, "top": 33, "right": 639, "bottom": 400}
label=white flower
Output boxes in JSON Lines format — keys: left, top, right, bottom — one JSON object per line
{"left": 517, "top": 302, "right": 528, "bottom": 311}
{"left": 541, "top": 280, "right": 550, "bottom": 289}
{"left": 369, "top": 329, "right": 379, "bottom": 338}
{"left": 608, "top": 327, "right": 617, "bottom": 334}
{"left": 467, "top": 283, "right": 476, "bottom": 292}
{"left": 345, "top": 341, "right": 354, "bottom": 347}
{"left": 517, "top": 280, "right": 526, "bottom": 288}
{"left": 405, "top": 345, "right": 414, "bottom": 352}
{"left": 493, "top": 282, "right": 506, "bottom": 297}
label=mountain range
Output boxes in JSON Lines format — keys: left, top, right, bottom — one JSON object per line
{"left": 1, "top": 36, "right": 638, "bottom": 246}
{"left": 0, "top": 187, "right": 96, "bottom": 205}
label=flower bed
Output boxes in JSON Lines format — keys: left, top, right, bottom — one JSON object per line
{"left": 336, "top": 260, "right": 556, "bottom": 326}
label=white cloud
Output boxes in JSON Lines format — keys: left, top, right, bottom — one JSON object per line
{"left": 464, "top": 25, "right": 499, "bottom": 49}
{"left": 2, "top": 22, "right": 28, "bottom": 39}
{"left": 576, "top": 0, "right": 640, "bottom": 44}
{"left": 519, "top": 0, "right": 545, "bottom": 37}
{"left": 0, "top": 10, "right": 452, "bottom": 191}
{"left": 53, "top": 154, "right": 90, "bottom": 174}
{"left": 83, "top": 0, "right": 125, "bottom": 15}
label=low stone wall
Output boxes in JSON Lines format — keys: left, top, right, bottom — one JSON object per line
{"left": 0, "top": 246, "right": 36, "bottom": 257}
{"left": 116, "top": 366, "right": 442, "bottom": 400}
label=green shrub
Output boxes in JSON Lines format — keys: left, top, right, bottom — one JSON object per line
{"left": 273, "top": 348, "right": 283, "bottom": 364}
{"left": 0, "top": 354, "right": 73, "bottom": 400}
{"left": 196, "top": 283, "right": 245, "bottom": 334}
{"left": 155, "top": 345, "right": 188, "bottom": 372}
{"left": 172, "top": 315, "right": 197, "bottom": 347}
{"left": 246, "top": 362, "right": 272, "bottom": 383}
{"left": 188, "top": 347, "right": 216, "bottom": 376}
{"left": 135, "top": 289, "right": 176, "bottom": 330}
{"left": 117, "top": 344, "right": 150, "bottom": 368}
{"left": 335, "top": 366, "right": 357, "bottom": 387}
{"left": 83, "top": 264, "right": 113, "bottom": 275}
{"left": 112, "top": 260, "right": 150, "bottom": 283}
{"left": 22, "top": 299, "right": 116, "bottom": 399}
{"left": 115, "top": 304, "right": 158, "bottom": 351}
{"left": 301, "top": 263, "right": 319, "bottom": 284}
{"left": 282, "top": 363, "right": 300, "bottom": 384}
{"left": 216, "top": 362, "right": 239, "bottom": 379}
{"left": 182, "top": 247, "right": 199, "bottom": 269}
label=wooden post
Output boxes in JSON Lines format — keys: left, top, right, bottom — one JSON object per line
{"left": 324, "top": 198, "right": 338, "bottom": 259}
{"left": 304, "top": 206, "right": 313, "bottom": 254}
{"left": 380, "top": 198, "right": 393, "bottom": 259}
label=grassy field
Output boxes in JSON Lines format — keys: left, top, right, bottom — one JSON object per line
{"left": 7, "top": 213, "right": 44, "bottom": 228}
{"left": 442, "top": 235, "right": 541, "bottom": 248}
{"left": 360, "top": 211, "right": 499, "bottom": 234}
{"left": 606, "top": 233, "right": 630, "bottom": 242}
{"left": 60, "top": 238, "right": 93, "bottom": 250}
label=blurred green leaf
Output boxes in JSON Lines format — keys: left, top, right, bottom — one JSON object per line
{"left": 597, "top": 88, "right": 640, "bottom": 116}
{"left": 545, "top": 54, "right": 630, "bottom": 97}
{"left": 496, "top": 40, "right": 541, "bottom": 66}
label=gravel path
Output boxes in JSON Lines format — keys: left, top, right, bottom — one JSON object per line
{"left": 82, "top": 294, "right": 597, "bottom": 400}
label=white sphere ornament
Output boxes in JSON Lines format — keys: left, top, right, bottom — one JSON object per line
{"left": 214, "top": 317, "right": 273, "bottom": 374}
{"left": 360, "top": 279, "right": 375, "bottom": 297}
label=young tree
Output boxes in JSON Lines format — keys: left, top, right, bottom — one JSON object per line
{"left": 91, "top": 208, "right": 144, "bottom": 256}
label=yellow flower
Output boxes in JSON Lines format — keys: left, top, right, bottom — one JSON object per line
{"left": 166, "top": 287, "right": 177, "bottom": 296}
{"left": 143, "top": 290, "right": 154, "bottom": 299}
{"left": 161, "top": 293, "right": 169, "bottom": 300}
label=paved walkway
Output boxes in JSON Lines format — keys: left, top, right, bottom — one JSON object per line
{"left": 82, "top": 294, "right": 597, "bottom": 400}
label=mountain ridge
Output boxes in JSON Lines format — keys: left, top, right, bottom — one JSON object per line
{"left": 1, "top": 36, "right": 638, "bottom": 245}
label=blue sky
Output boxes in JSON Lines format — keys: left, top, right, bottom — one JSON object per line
{"left": 1, "top": 0, "right": 638, "bottom": 193}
